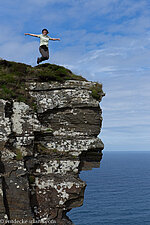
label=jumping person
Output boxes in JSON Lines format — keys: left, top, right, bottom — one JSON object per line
{"left": 24, "top": 29, "right": 60, "bottom": 64}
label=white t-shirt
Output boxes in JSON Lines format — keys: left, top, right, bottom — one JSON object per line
{"left": 37, "top": 34, "right": 52, "bottom": 47}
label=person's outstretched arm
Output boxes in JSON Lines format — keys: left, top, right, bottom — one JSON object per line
{"left": 49, "top": 37, "right": 60, "bottom": 41}
{"left": 24, "top": 33, "right": 40, "bottom": 37}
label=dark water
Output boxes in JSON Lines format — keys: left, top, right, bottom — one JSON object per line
{"left": 68, "top": 151, "right": 150, "bottom": 225}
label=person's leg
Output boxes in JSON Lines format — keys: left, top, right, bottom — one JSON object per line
{"left": 37, "top": 46, "right": 49, "bottom": 64}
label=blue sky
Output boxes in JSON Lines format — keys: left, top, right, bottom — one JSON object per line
{"left": 0, "top": 0, "right": 150, "bottom": 151}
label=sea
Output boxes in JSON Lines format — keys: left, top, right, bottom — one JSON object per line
{"left": 68, "top": 151, "right": 150, "bottom": 225}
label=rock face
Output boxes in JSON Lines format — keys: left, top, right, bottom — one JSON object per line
{"left": 0, "top": 72, "right": 104, "bottom": 224}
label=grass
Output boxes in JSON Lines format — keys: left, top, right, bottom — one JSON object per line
{"left": 0, "top": 59, "right": 86, "bottom": 107}
{"left": 33, "top": 63, "right": 86, "bottom": 82}
{"left": 90, "top": 82, "right": 105, "bottom": 101}
{"left": 0, "top": 59, "right": 104, "bottom": 105}
{"left": 0, "top": 60, "right": 32, "bottom": 105}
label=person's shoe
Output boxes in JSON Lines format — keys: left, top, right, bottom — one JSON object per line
{"left": 37, "top": 57, "right": 40, "bottom": 64}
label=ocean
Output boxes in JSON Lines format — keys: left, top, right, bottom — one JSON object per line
{"left": 68, "top": 151, "right": 150, "bottom": 225}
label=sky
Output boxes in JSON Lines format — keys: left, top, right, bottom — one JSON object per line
{"left": 0, "top": 0, "right": 150, "bottom": 151}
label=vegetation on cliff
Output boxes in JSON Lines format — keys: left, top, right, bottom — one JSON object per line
{"left": 0, "top": 59, "right": 104, "bottom": 105}
{"left": 90, "top": 82, "right": 104, "bottom": 101}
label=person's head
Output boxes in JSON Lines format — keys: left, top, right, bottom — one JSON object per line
{"left": 42, "top": 29, "right": 49, "bottom": 35}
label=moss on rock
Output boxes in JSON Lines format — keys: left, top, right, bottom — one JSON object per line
{"left": 15, "top": 149, "right": 23, "bottom": 161}
{"left": 29, "top": 175, "right": 35, "bottom": 184}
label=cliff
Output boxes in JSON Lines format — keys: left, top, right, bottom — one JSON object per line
{"left": 0, "top": 60, "right": 104, "bottom": 225}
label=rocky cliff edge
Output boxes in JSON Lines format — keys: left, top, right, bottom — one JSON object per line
{"left": 0, "top": 60, "right": 105, "bottom": 225}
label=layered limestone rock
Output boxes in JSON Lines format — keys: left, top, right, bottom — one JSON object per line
{"left": 0, "top": 66, "right": 104, "bottom": 225}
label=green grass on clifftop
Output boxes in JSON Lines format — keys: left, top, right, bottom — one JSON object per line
{"left": 0, "top": 59, "right": 104, "bottom": 106}
{"left": 0, "top": 59, "right": 86, "bottom": 104}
